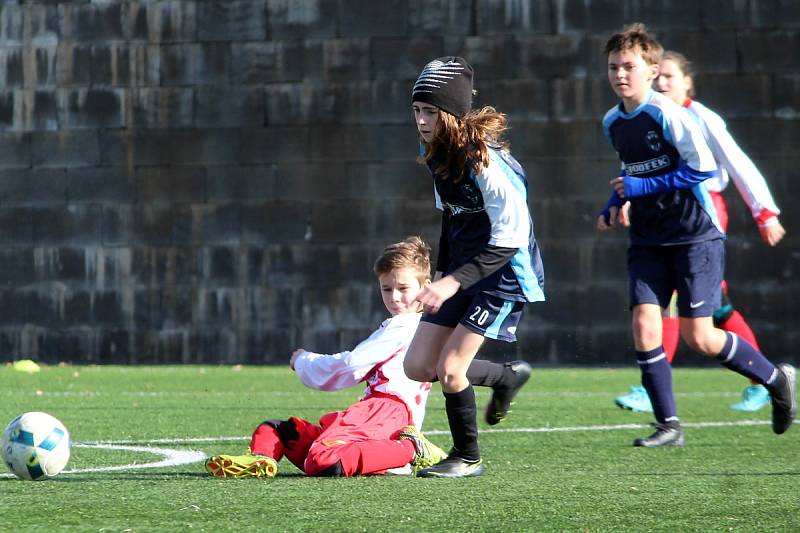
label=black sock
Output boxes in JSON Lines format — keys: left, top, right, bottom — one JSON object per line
{"left": 465, "top": 359, "right": 507, "bottom": 388}
{"left": 443, "top": 386, "right": 480, "bottom": 462}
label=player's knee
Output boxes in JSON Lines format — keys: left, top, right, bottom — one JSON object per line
{"left": 436, "top": 361, "right": 468, "bottom": 391}
{"left": 681, "top": 330, "right": 716, "bottom": 356}
{"left": 308, "top": 460, "right": 344, "bottom": 477}
{"left": 632, "top": 317, "right": 661, "bottom": 347}
{"left": 404, "top": 358, "right": 434, "bottom": 382}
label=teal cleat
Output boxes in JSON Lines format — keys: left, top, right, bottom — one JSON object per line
{"left": 614, "top": 385, "right": 653, "bottom": 413}
{"left": 729, "top": 384, "right": 770, "bottom": 412}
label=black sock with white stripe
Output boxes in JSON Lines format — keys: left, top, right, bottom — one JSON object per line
{"left": 715, "top": 332, "right": 778, "bottom": 385}
{"left": 637, "top": 347, "right": 678, "bottom": 425}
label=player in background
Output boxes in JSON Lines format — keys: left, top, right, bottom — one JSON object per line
{"left": 597, "top": 24, "right": 795, "bottom": 447}
{"left": 404, "top": 57, "right": 545, "bottom": 477}
{"left": 205, "top": 237, "right": 531, "bottom": 478}
{"left": 614, "top": 50, "right": 787, "bottom": 414}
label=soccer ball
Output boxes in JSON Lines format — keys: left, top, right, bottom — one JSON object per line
{"left": 1, "top": 412, "right": 71, "bottom": 480}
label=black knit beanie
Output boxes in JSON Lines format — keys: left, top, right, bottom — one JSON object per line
{"left": 411, "top": 56, "right": 474, "bottom": 118}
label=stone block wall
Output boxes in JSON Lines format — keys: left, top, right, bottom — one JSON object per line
{"left": 0, "top": 0, "right": 797, "bottom": 365}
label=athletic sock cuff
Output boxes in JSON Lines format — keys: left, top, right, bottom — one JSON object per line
{"left": 636, "top": 347, "right": 666, "bottom": 365}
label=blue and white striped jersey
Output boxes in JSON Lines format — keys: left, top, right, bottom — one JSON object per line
{"left": 602, "top": 90, "right": 724, "bottom": 246}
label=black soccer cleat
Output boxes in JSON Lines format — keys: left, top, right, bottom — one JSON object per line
{"left": 768, "top": 363, "right": 796, "bottom": 435}
{"left": 415, "top": 454, "right": 486, "bottom": 478}
{"left": 485, "top": 360, "right": 532, "bottom": 425}
{"left": 633, "top": 422, "right": 684, "bottom": 447}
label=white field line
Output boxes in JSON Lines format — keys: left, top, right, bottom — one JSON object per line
{"left": 0, "top": 419, "right": 771, "bottom": 479}
{"left": 0, "top": 390, "right": 742, "bottom": 398}
{"left": 0, "top": 444, "right": 206, "bottom": 479}
{"left": 76, "top": 419, "right": 771, "bottom": 445}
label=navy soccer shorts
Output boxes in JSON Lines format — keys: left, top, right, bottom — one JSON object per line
{"left": 628, "top": 239, "right": 724, "bottom": 318}
{"left": 421, "top": 290, "right": 525, "bottom": 342}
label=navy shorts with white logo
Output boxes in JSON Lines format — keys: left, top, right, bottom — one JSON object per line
{"left": 420, "top": 290, "right": 525, "bottom": 342}
{"left": 627, "top": 239, "right": 724, "bottom": 318}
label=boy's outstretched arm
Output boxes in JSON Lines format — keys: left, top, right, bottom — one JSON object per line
{"left": 291, "top": 318, "right": 413, "bottom": 391}
{"left": 612, "top": 164, "right": 717, "bottom": 198}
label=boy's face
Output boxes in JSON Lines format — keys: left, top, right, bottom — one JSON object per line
{"left": 412, "top": 101, "right": 440, "bottom": 143}
{"left": 607, "top": 47, "right": 659, "bottom": 107}
{"left": 378, "top": 267, "right": 429, "bottom": 316}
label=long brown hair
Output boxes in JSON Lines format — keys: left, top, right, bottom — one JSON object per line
{"left": 419, "top": 106, "right": 509, "bottom": 183}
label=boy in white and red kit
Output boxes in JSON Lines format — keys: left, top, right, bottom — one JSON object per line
{"left": 205, "top": 236, "right": 532, "bottom": 477}
{"left": 206, "top": 236, "right": 445, "bottom": 477}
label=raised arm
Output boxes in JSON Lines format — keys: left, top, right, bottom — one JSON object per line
{"left": 292, "top": 319, "right": 410, "bottom": 391}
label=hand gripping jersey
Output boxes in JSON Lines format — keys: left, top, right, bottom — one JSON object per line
{"left": 427, "top": 145, "right": 545, "bottom": 303}
{"left": 602, "top": 90, "right": 723, "bottom": 246}
{"left": 684, "top": 99, "right": 781, "bottom": 228}
{"left": 292, "top": 313, "right": 432, "bottom": 428}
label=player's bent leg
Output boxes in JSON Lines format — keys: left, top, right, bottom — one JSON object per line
{"left": 403, "top": 322, "right": 452, "bottom": 382}
{"left": 253, "top": 417, "right": 322, "bottom": 471}
{"left": 437, "top": 325, "right": 486, "bottom": 393}
{"left": 249, "top": 420, "right": 287, "bottom": 461}
{"left": 305, "top": 439, "right": 417, "bottom": 477}
{"left": 679, "top": 316, "right": 727, "bottom": 356}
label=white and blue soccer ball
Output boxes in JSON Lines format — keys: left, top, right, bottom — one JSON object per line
{"left": 1, "top": 412, "right": 71, "bottom": 480}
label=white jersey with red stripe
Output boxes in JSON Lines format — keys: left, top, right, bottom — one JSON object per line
{"left": 292, "top": 312, "right": 431, "bottom": 428}
{"left": 684, "top": 99, "right": 781, "bottom": 227}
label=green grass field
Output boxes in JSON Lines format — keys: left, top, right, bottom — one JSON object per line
{"left": 1, "top": 364, "right": 798, "bottom": 532}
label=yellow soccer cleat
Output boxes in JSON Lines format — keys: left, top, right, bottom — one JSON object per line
{"left": 205, "top": 453, "right": 278, "bottom": 478}
{"left": 397, "top": 426, "right": 447, "bottom": 471}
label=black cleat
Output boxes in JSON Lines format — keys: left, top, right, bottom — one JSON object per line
{"left": 633, "top": 422, "right": 684, "bottom": 447}
{"left": 768, "top": 363, "right": 796, "bottom": 435}
{"left": 485, "top": 360, "right": 532, "bottom": 425}
{"left": 415, "top": 454, "right": 486, "bottom": 478}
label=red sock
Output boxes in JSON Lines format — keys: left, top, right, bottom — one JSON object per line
{"left": 662, "top": 316, "right": 680, "bottom": 364}
{"left": 719, "top": 311, "right": 761, "bottom": 385}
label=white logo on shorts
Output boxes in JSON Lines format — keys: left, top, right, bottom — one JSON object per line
{"left": 689, "top": 301, "right": 705, "bottom": 309}
{"left": 507, "top": 326, "right": 517, "bottom": 335}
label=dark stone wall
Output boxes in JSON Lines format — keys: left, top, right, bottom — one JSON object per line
{"left": 0, "top": 0, "right": 797, "bottom": 366}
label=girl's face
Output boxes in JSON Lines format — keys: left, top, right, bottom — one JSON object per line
{"left": 607, "top": 48, "right": 659, "bottom": 111}
{"left": 412, "top": 101, "right": 440, "bottom": 143}
{"left": 378, "top": 267, "right": 429, "bottom": 316}
{"left": 656, "top": 59, "right": 692, "bottom": 105}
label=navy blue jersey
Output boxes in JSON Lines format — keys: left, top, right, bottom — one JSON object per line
{"left": 426, "top": 145, "right": 545, "bottom": 303}
{"left": 602, "top": 91, "right": 723, "bottom": 246}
